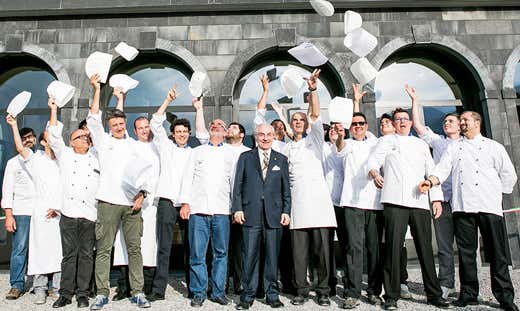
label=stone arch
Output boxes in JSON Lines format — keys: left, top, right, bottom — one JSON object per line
{"left": 21, "top": 43, "right": 72, "bottom": 85}
{"left": 502, "top": 45, "right": 520, "bottom": 96}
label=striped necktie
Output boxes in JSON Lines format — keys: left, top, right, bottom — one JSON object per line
{"left": 262, "top": 151, "right": 269, "bottom": 180}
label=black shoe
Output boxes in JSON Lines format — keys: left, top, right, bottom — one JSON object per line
{"left": 210, "top": 296, "right": 229, "bottom": 306}
{"left": 428, "top": 297, "right": 452, "bottom": 309}
{"left": 112, "top": 291, "right": 131, "bottom": 301}
{"left": 267, "top": 299, "right": 284, "bottom": 308}
{"left": 236, "top": 301, "right": 253, "bottom": 310}
{"left": 146, "top": 292, "right": 165, "bottom": 302}
{"left": 256, "top": 291, "right": 265, "bottom": 299}
{"left": 384, "top": 299, "right": 398, "bottom": 310}
{"left": 501, "top": 303, "right": 520, "bottom": 311}
{"left": 77, "top": 296, "right": 89, "bottom": 308}
{"left": 190, "top": 297, "right": 204, "bottom": 307}
{"left": 317, "top": 295, "right": 331, "bottom": 306}
{"left": 453, "top": 295, "right": 478, "bottom": 307}
{"left": 291, "top": 295, "right": 307, "bottom": 305}
{"left": 52, "top": 296, "right": 72, "bottom": 308}
{"left": 281, "top": 286, "right": 297, "bottom": 296}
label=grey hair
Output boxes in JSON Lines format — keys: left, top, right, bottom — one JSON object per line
{"left": 254, "top": 123, "right": 275, "bottom": 136}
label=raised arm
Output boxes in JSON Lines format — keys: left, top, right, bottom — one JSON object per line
{"left": 352, "top": 83, "right": 366, "bottom": 113}
{"left": 113, "top": 87, "right": 125, "bottom": 111}
{"left": 193, "top": 97, "right": 209, "bottom": 143}
{"left": 6, "top": 115, "right": 30, "bottom": 159}
{"left": 271, "top": 101, "right": 293, "bottom": 139}
{"left": 151, "top": 86, "right": 178, "bottom": 149}
{"left": 257, "top": 74, "right": 269, "bottom": 111}
{"left": 305, "top": 69, "right": 321, "bottom": 121}
{"left": 156, "top": 86, "right": 178, "bottom": 115}
{"left": 47, "top": 98, "right": 66, "bottom": 159}
{"left": 406, "top": 84, "right": 427, "bottom": 136}
{"left": 87, "top": 74, "right": 106, "bottom": 148}
{"left": 89, "top": 74, "right": 101, "bottom": 115}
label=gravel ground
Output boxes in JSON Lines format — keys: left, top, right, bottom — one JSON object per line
{"left": 0, "top": 267, "right": 519, "bottom": 310}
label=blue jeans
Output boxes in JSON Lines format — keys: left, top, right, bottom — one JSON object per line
{"left": 10, "top": 215, "right": 31, "bottom": 291}
{"left": 188, "top": 214, "right": 230, "bottom": 300}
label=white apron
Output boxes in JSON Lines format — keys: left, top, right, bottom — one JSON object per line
{"left": 113, "top": 142, "right": 160, "bottom": 267}
{"left": 26, "top": 151, "right": 63, "bottom": 275}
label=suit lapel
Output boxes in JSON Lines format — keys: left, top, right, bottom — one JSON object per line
{"left": 264, "top": 151, "right": 278, "bottom": 182}
{"left": 252, "top": 149, "right": 263, "bottom": 181}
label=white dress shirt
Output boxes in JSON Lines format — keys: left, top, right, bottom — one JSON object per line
{"left": 284, "top": 116, "right": 337, "bottom": 229}
{"left": 179, "top": 143, "right": 235, "bottom": 215}
{"left": 323, "top": 142, "right": 346, "bottom": 206}
{"left": 431, "top": 134, "right": 517, "bottom": 216}
{"left": 48, "top": 121, "right": 99, "bottom": 222}
{"left": 419, "top": 127, "right": 459, "bottom": 202}
{"left": 1, "top": 155, "right": 35, "bottom": 216}
{"left": 87, "top": 111, "right": 147, "bottom": 206}
{"left": 367, "top": 134, "right": 443, "bottom": 210}
{"left": 339, "top": 136, "right": 382, "bottom": 210}
{"left": 150, "top": 113, "right": 192, "bottom": 205}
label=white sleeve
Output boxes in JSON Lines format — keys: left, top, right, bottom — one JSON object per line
{"left": 431, "top": 142, "right": 455, "bottom": 185}
{"left": 150, "top": 113, "right": 170, "bottom": 153}
{"left": 47, "top": 121, "right": 67, "bottom": 160}
{"left": 1, "top": 160, "right": 15, "bottom": 210}
{"left": 367, "top": 136, "right": 390, "bottom": 173}
{"left": 254, "top": 108, "right": 268, "bottom": 126}
{"left": 496, "top": 144, "right": 518, "bottom": 194}
{"left": 196, "top": 130, "right": 209, "bottom": 145}
{"left": 86, "top": 111, "right": 107, "bottom": 149}
{"left": 307, "top": 115, "right": 325, "bottom": 156}
{"left": 418, "top": 126, "right": 443, "bottom": 148}
{"left": 424, "top": 144, "right": 444, "bottom": 202}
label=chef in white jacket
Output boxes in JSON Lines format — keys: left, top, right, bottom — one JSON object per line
{"left": 284, "top": 69, "right": 337, "bottom": 307}
{"left": 113, "top": 115, "right": 160, "bottom": 298}
{"left": 6, "top": 114, "right": 62, "bottom": 305}
{"left": 367, "top": 108, "right": 450, "bottom": 310}
{"left": 420, "top": 111, "right": 519, "bottom": 311}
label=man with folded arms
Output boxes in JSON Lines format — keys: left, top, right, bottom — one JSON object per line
{"left": 336, "top": 112, "right": 384, "bottom": 309}
{"left": 367, "top": 108, "right": 450, "bottom": 310}
{"left": 46, "top": 99, "right": 99, "bottom": 308}
{"left": 2, "top": 127, "right": 36, "bottom": 300}
{"left": 419, "top": 111, "right": 518, "bottom": 311}
{"left": 87, "top": 74, "right": 151, "bottom": 310}
{"left": 148, "top": 86, "right": 193, "bottom": 301}
{"left": 179, "top": 117, "right": 235, "bottom": 307}
{"left": 232, "top": 124, "right": 291, "bottom": 310}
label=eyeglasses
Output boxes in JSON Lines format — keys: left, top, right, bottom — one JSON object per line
{"left": 394, "top": 118, "right": 410, "bottom": 123}
{"left": 72, "top": 134, "right": 90, "bottom": 141}
{"left": 21, "top": 134, "right": 35, "bottom": 141}
{"left": 351, "top": 121, "right": 367, "bottom": 126}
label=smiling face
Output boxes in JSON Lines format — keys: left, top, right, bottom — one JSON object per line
{"left": 226, "top": 123, "right": 244, "bottom": 141}
{"left": 460, "top": 111, "right": 480, "bottom": 136}
{"left": 271, "top": 120, "right": 286, "bottom": 141}
{"left": 108, "top": 117, "right": 126, "bottom": 139}
{"left": 256, "top": 124, "right": 274, "bottom": 151}
{"left": 349, "top": 116, "right": 368, "bottom": 140}
{"left": 443, "top": 115, "right": 461, "bottom": 136}
{"left": 21, "top": 132, "right": 36, "bottom": 148}
{"left": 134, "top": 118, "right": 151, "bottom": 142}
{"left": 209, "top": 119, "right": 227, "bottom": 139}
{"left": 172, "top": 124, "right": 189, "bottom": 147}
{"left": 379, "top": 117, "right": 395, "bottom": 136}
{"left": 70, "top": 129, "right": 90, "bottom": 153}
{"left": 392, "top": 111, "right": 412, "bottom": 136}
{"left": 290, "top": 112, "right": 308, "bottom": 136}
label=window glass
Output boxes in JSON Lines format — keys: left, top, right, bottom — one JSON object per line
{"left": 0, "top": 67, "right": 55, "bottom": 109}
{"left": 514, "top": 63, "right": 520, "bottom": 98}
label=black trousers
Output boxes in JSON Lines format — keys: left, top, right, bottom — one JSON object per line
{"left": 383, "top": 204, "right": 442, "bottom": 301}
{"left": 117, "top": 266, "right": 156, "bottom": 295}
{"left": 453, "top": 212, "right": 515, "bottom": 307}
{"left": 278, "top": 226, "right": 295, "bottom": 293}
{"left": 400, "top": 245, "right": 408, "bottom": 285}
{"left": 151, "top": 198, "right": 189, "bottom": 296}
{"left": 291, "top": 227, "right": 330, "bottom": 296}
{"left": 341, "top": 207, "right": 384, "bottom": 298}
{"left": 433, "top": 202, "right": 455, "bottom": 288}
{"left": 59, "top": 215, "right": 96, "bottom": 300}
{"left": 240, "top": 224, "right": 282, "bottom": 303}
{"left": 228, "top": 222, "right": 243, "bottom": 292}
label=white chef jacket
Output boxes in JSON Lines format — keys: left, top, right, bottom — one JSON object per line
{"left": 23, "top": 150, "right": 62, "bottom": 275}
{"left": 367, "top": 134, "right": 443, "bottom": 210}
{"left": 284, "top": 116, "right": 337, "bottom": 229}
{"left": 1, "top": 155, "right": 35, "bottom": 216}
{"left": 87, "top": 111, "right": 148, "bottom": 206}
{"left": 419, "top": 127, "right": 459, "bottom": 202}
{"left": 179, "top": 143, "right": 235, "bottom": 215}
{"left": 431, "top": 134, "right": 517, "bottom": 216}
{"left": 339, "top": 136, "right": 382, "bottom": 210}
{"left": 150, "top": 113, "right": 192, "bottom": 205}
{"left": 114, "top": 140, "right": 160, "bottom": 267}
{"left": 48, "top": 121, "right": 99, "bottom": 222}
{"left": 323, "top": 142, "right": 346, "bottom": 206}
{"left": 254, "top": 108, "right": 287, "bottom": 154}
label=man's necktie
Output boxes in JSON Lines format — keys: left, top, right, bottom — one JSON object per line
{"left": 262, "top": 151, "right": 269, "bottom": 180}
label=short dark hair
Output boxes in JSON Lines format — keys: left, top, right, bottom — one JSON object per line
{"left": 19, "top": 127, "right": 34, "bottom": 138}
{"left": 323, "top": 123, "right": 331, "bottom": 142}
{"left": 133, "top": 116, "right": 149, "bottom": 129}
{"left": 229, "top": 122, "right": 246, "bottom": 135}
{"left": 271, "top": 119, "right": 287, "bottom": 132}
{"left": 171, "top": 118, "right": 191, "bottom": 133}
{"left": 105, "top": 109, "right": 126, "bottom": 122}
{"left": 166, "top": 112, "right": 177, "bottom": 125}
{"left": 391, "top": 108, "right": 409, "bottom": 120}
{"left": 444, "top": 112, "right": 460, "bottom": 121}
{"left": 78, "top": 119, "right": 87, "bottom": 130}
{"left": 352, "top": 112, "right": 367, "bottom": 122}
{"left": 379, "top": 113, "right": 392, "bottom": 123}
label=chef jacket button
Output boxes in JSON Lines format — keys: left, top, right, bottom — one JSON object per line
{"left": 475, "top": 183, "right": 478, "bottom": 186}
{"left": 475, "top": 159, "right": 479, "bottom": 162}
{"left": 476, "top": 171, "right": 478, "bottom": 173}
{"left": 461, "top": 182, "right": 464, "bottom": 185}
{"left": 82, "top": 200, "right": 85, "bottom": 203}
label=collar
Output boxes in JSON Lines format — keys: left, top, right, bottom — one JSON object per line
{"left": 208, "top": 141, "right": 224, "bottom": 147}
{"left": 175, "top": 143, "right": 189, "bottom": 149}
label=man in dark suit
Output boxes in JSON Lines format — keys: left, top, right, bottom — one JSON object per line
{"left": 232, "top": 123, "right": 291, "bottom": 310}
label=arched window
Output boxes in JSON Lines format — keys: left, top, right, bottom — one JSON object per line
{"left": 375, "top": 61, "right": 461, "bottom": 135}
{"left": 233, "top": 49, "right": 344, "bottom": 135}
{"left": 514, "top": 63, "right": 520, "bottom": 120}
{"left": 0, "top": 53, "right": 57, "bottom": 208}
{"left": 102, "top": 50, "right": 196, "bottom": 140}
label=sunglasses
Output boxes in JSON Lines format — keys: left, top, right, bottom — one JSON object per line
{"left": 351, "top": 121, "right": 367, "bottom": 127}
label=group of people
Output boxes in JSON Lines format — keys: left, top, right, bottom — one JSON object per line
{"left": 1, "top": 68, "right": 518, "bottom": 311}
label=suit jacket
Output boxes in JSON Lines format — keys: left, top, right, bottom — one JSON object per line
{"left": 232, "top": 148, "right": 291, "bottom": 229}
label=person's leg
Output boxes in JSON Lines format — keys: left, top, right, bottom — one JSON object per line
{"left": 95, "top": 203, "right": 124, "bottom": 297}
{"left": 478, "top": 213, "right": 516, "bottom": 308}
{"left": 9, "top": 215, "right": 31, "bottom": 292}
{"left": 433, "top": 202, "right": 455, "bottom": 289}
{"left": 342, "top": 207, "right": 364, "bottom": 299}
{"left": 311, "top": 228, "right": 331, "bottom": 297}
{"left": 409, "top": 208, "right": 442, "bottom": 300}
{"left": 151, "top": 199, "right": 178, "bottom": 296}
{"left": 121, "top": 208, "right": 144, "bottom": 296}
{"left": 382, "top": 204, "right": 409, "bottom": 302}
{"left": 400, "top": 244, "right": 408, "bottom": 285}
{"left": 365, "top": 210, "right": 384, "bottom": 297}
{"left": 453, "top": 212, "right": 479, "bottom": 300}
{"left": 115, "top": 266, "right": 130, "bottom": 297}
{"left": 33, "top": 274, "right": 48, "bottom": 302}
{"left": 263, "top": 227, "right": 282, "bottom": 303}
{"left": 278, "top": 226, "right": 295, "bottom": 294}
{"left": 228, "top": 222, "right": 243, "bottom": 293}
{"left": 188, "top": 215, "right": 210, "bottom": 300}
{"left": 240, "top": 226, "right": 261, "bottom": 303}
{"left": 209, "top": 215, "right": 230, "bottom": 299}
{"left": 52, "top": 272, "right": 61, "bottom": 295}
{"left": 334, "top": 207, "right": 346, "bottom": 272}
{"left": 58, "top": 215, "right": 79, "bottom": 300}
{"left": 143, "top": 267, "right": 156, "bottom": 295}
{"left": 77, "top": 218, "right": 95, "bottom": 299}
{"left": 291, "top": 229, "right": 310, "bottom": 297}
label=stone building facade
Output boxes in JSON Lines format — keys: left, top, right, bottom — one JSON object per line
{"left": 1, "top": 1, "right": 520, "bottom": 265}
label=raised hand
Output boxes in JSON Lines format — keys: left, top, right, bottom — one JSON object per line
{"left": 260, "top": 74, "right": 269, "bottom": 92}
{"left": 304, "top": 68, "right": 321, "bottom": 90}
{"left": 113, "top": 87, "right": 125, "bottom": 100}
{"left": 6, "top": 114, "right": 17, "bottom": 127}
{"left": 192, "top": 97, "right": 203, "bottom": 110}
{"left": 90, "top": 74, "right": 101, "bottom": 90}
{"left": 165, "top": 85, "right": 178, "bottom": 102}
{"left": 405, "top": 84, "right": 417, "bottom": 102}
{"left": 48, "top": 97, "right": 58, "bottom": 110}
{"left": 352, "top": 83, "right": 367, "bottom": 103}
